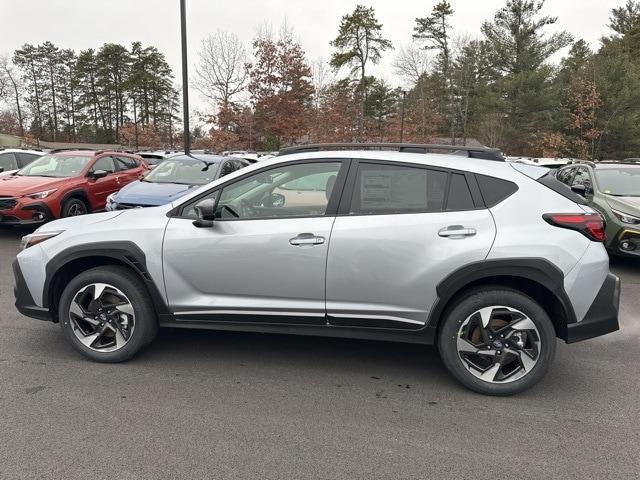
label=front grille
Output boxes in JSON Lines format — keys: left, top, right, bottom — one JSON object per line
{"left": 0, "top": 197, "right": 17, "bottom": 210}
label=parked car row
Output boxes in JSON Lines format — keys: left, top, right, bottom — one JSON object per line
{"left": 13, "top": 143, "right": 620, "bottom": 396}
{"left": 0, "top": 149, "right": 252, "bottom": 225}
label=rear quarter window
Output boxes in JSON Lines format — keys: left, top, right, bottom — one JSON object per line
{"left": 537, "top": 172, "right": 587, "bottom": 205}
{"left": 476, "top": 174, "right": 519, "bottom": 207}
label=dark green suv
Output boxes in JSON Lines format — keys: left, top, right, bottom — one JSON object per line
{"left": 555, "top": 160, "right": 640, "bottom": 256}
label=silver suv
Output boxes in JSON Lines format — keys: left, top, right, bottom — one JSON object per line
{"left": 13, "top": 144, "right": 620, "bottom": 395}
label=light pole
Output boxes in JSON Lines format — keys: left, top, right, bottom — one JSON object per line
{"left": 180, "top": 0, "right": 190, "bottom": 154}
{"left": 400, "top": 90, "right": 407, "bottom": 143}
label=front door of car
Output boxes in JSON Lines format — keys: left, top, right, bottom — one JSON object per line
{"left": 325, "top": 160, "right": 496, "bottom": 329}
{"left": 86, "top": 156, "right": 120, "bottom": 210}
{"left": 162, "top": 159, "right": 348, "bottom": 325}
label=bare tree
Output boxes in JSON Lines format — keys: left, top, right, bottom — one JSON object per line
{"left": 194, "top": 30, "right": 249, "bottom": 115}
{"left": 393, "top": 43, "right": 431, "bottom": 85}
{"left": 0, "top": 55, "right": 25, "bottom": 136}
{"left": 311, "top": 57, "right": 333, "bottom": 111}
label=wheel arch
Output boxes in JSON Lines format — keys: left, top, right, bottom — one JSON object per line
{"left": 60, "top": 189, "right": 91, "bottom": 212}
{"left": 44, "top": 242, "right": 171, "bottom": 323}
{"left": 427, "top": 258, "right": 577, "bottom": 341}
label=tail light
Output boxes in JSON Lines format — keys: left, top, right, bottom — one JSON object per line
{"left": 543, "top": 213, "right": 606, "bottom": 242}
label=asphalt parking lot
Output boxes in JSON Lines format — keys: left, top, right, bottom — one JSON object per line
{"left": 0, "top": 226, "right": 638, "bottom": 480}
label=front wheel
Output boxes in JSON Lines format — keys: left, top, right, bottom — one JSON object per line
{"left": 61, "top": 198, "right": 88, "bottom": 217}
{"left": 438, "top": 288, "right": 556, "bottom": 396}
{"left": 58, "top": 266, "right": 158, "bottom": 362}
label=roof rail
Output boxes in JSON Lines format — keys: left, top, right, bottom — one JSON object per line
{"left": 278, "top": 143, "right": 505, "bottom": 161}
{"left": 48, "top": 147, "right": 96, "bottom": 153}
{"left": 568, "top": 159, "right": 597, "bottom": 167}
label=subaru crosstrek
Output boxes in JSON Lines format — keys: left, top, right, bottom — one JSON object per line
{"left": 0, "top": 150, "right": 148, "bottom": 225}
{"left": 555, "top": 160, "right": 640, "bottom": 256}
{"left": 13, "top": 144, "right": 620, "bottom": 395}
{"left": 105, "top": 154, "right": 249, "bottom": 210}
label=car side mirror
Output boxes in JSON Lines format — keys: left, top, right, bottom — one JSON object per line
{"left": 193, "top": 198, "right": 216, "bottom": 228}
{"left": 89, "top": 169, "right": 108, "bottom": 180}
{"left": 571, "top": 184, "right": 586, "bottom": 196}
{"left": 0, "top": 167, "right": 4, "bottom": 173}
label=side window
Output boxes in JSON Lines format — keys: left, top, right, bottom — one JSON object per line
{"left": 476, "top": 174, "right": 519, "bottom": 207}
{"left": 572, "top": 168, "right": 591, "bottom": 187}
{"left": 0, "top": 152, "right": 18, "bottom": 171}
{"left": 115, "top": 156, "right": 138, "bottom": 171}
{"left": 349, "top": 163, "right": 447, "bottom": 215}
{"left": 556, "top": 167, "right": 574, "bottom": 185}
{"left": 16, "top": 153, "right": 39, "bottom": 168}
{"left": 219, "top": 161, "right": 238, "bottom": 177}
{"left": 446, "top": 173, "right": 475, "bottom": 211}
{"left": 213, "top": 161, "right": 342, "bottom": 220}
{"left": 92, "top": 156, "right": 116, "bottom": 174}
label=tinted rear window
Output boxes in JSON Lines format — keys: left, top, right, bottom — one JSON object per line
{"left": 476, "top": 174, "right": 519, "bottom": 207}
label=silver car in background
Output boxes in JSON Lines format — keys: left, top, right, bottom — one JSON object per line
{"left": 13, "top": 144, "right": 620, "bottom": 395}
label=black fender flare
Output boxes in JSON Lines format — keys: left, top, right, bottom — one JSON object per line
{"left": 426, "top": 258, "right": 577, "bottom": 338}
{"left": 43, "top": 241, "right": 172, "bottom": 321}
{"left": 60, "top": 188, "right": 91, "bottom": 212}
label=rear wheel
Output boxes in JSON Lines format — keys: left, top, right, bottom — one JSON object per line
{"left": 438, "top": 288, "right": 556, "bottom": 396}
{"left": 61, "top": 197, "right": 88, "bottom": 217}
{"left": 58, "top": 266, "right": 158, "bottom": 362}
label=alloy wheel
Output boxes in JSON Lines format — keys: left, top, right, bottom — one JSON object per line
{"left": 68, "top": 283, "right": 135, "bottom": 352}
{"left": 456, "top": 306, "right": 541, "bottom": 383}
{"left": 68, "top": 202, "right": 87, "bottom": 216}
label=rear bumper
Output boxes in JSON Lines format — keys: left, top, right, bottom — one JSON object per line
{"left": 565, "top": 273, "right": 620, "bottom": 343}
{"left": 13, "top": 259, "right": 52, "bottom": 321}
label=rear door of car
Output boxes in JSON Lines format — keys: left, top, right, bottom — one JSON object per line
{"left": 325, "top": 159, "right": 496, "bottom": 329}
{"left": 115, "top": 155, "right": 145, "bottom": 185}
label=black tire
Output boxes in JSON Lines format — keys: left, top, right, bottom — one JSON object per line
{"left": 58, "top": 265, "right": 158, "bottom": 362}
{"left": 61, "top": 197, "right": 88, "bottom": 217}
{"left": 437, "top": 287, "right": 556, "bottom": 396}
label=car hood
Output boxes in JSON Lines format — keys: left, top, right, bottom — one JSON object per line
{"left": 37, "top": 210, "right": 125, "bottom": 234}
{"left": 605, "top": 195, "right": 640, "bottom": 214}
{"left": 0, "top": 174, "right": 69, "bottom": 196}
{"left": 114, "top": 180, "right": 198, "bottom": 206}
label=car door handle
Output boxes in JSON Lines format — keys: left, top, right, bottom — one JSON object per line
{"left": 438, "top": 225, "right": 477, "bottom": 238}
{"left": 289, "top": 233, "right": 325, "bottom": 246}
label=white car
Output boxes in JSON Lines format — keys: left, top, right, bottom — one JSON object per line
{"left": 0, "top": 148, "right": 43, "bottom": 176}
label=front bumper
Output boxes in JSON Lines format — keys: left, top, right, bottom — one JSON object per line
{"left": 1, "top": 201, "right": 54, "bottom": 225}
{"left": 565, "top": 273, "right": 620, "bottom": 343}
{"left": 13, "top": 259, "right": 52, "bottom": 321}
{"left": 607, "top": 228, "right": 640, "bottom": 256}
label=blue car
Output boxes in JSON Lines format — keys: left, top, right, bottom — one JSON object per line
{"left": 106, "top": 154, "right": 249, "bottom": 210}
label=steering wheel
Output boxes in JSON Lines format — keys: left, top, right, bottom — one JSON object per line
{"left": 240, "top": 199, "right": 259, "bottom": 217}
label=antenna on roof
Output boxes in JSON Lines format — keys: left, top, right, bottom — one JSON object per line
{"left": 180, "top": 0, "right": 190, "bottom": 154}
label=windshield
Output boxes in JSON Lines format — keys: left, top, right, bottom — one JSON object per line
{"left": 595, "top": 168, "right": 640, "bottom": 196}
{"left": 17, "top": 155, "right": 92, "bottom": 178}
{"left": 144, "top": 158, "right": 218, "bottom": 185}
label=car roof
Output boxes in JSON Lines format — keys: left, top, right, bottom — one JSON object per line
{"left": 0, "top": 148, "right": 43, "bottom": 155}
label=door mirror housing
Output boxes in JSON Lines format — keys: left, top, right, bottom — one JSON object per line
{"left": 193, "top": 198, "right": 216, "bottom": 227}
{"left": 89, "top": 169, "right": 108, "bottom": 180}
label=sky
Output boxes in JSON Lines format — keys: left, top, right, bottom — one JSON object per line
{"left": 0, "top": 0, "right": 627, "bottom": 116}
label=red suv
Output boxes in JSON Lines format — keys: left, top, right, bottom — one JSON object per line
{"left": 0, "top": 150, "right": 148, "bottom": 225}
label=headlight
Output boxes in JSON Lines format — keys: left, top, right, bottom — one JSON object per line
{"left": 20, "top": 230, "right": 64, "bottom": 250}
{"left": 25, "top": 189, "right": 57, "bottom": 199}
{"left": 611, "top": 208, "right": 640, "bottom": 225}
{"left": 106, "top": 193, "right": 117, "bottom": 205}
